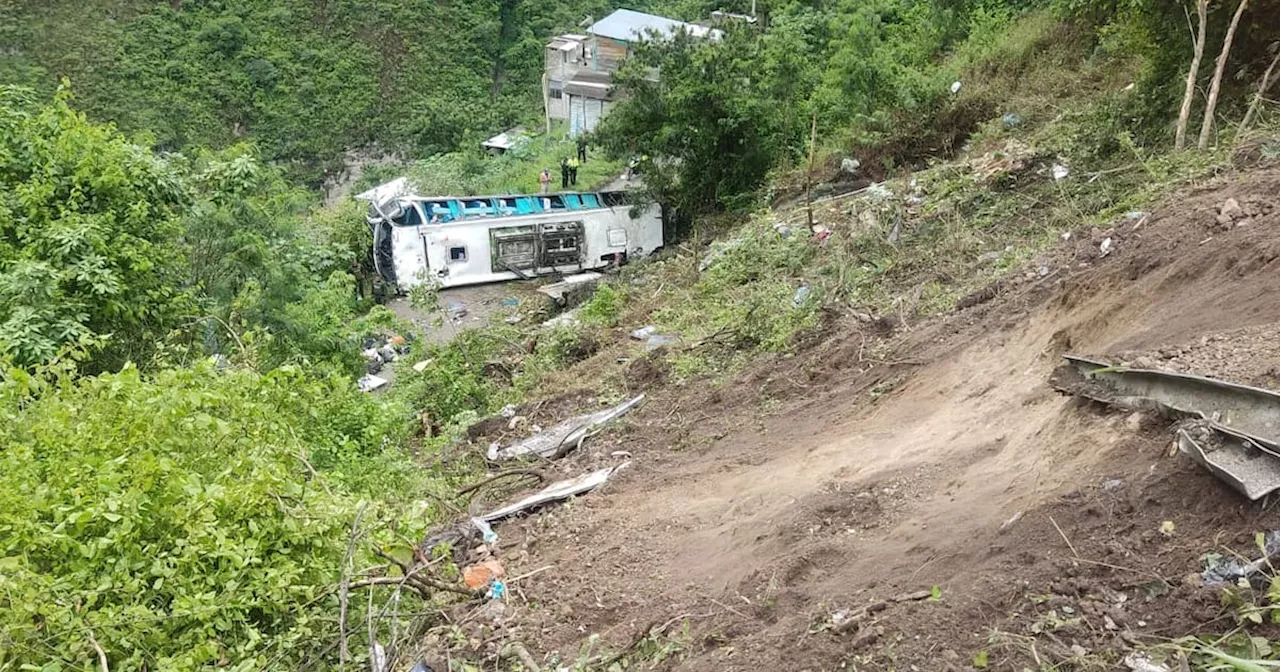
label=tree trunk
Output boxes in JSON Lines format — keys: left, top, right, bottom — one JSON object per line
{"left": 805, "top": 110, "right": 817, "bottom": 232}
{"left": 1239, "top": 46, "right": 1280, "bottom": 137}
{"left": 1198, "top": 0, "right": 1250, "bottom": 150}
{"left": 1174, "top": 0, "right": 1207, "bottom": 150}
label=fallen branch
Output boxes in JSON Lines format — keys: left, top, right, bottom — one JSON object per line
{"left": 457, "top": 469, "right": 545, "bottom": 498}
{"left": 1239, "top": 45, "right": 1280, "bottom": 137}
{"left": 832, "top": 590, "right": 933, "bottom": 634}
{"left": 1050, "top": 515, "right": 1079, "bottom": 558}
{"left": 347, "top": 575, "right": 477, "bottom": 598}
{"left": 338, "top": 503, "right": 368, "bottom": 668}
{"left": 500, "top": 642, "right": 542, "bottom": 672}
{"left": 86, "top": 628, "right": 109, "bottom": 672}
{"left": 507, "top": 565, "right": 555, "bottom": 583}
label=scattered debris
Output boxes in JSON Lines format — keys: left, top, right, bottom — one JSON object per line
{"left": 463, "top": 559, "right": 505, "bottom": 590}
{"left": 538, "top": 272, "right": 603, "bottom": 306}
{"left": 541, "top": 308, "right": 582, "bottom": 329}
{"left": 446, "top": 300, "right": 468, "bottom": 320}
{"left": 1052, "top": 163, "right": 1070, "bottom": 181}
{"left": 792, "top": 285, "right": 812, "bottom": 307}
{"left": 470, "top": 517, "right": 498, "bottom": 544}
{"left": 643, "top": 334, "right": 681, "bottom": 351}
{"left": 358, "top": 374, "right": 389, "bottom": 393}
{"left": 1201, "top": 530, "right": 1280, "bottom": 586}
{"left": 841, "top": 157, "right": 861, "bottom": 174}
{"left": 481, "top": 463, "right": 630, "bottom": 521}
{"left": 970, "top": 139, "right": 1033, "bottom": 183}
{"left": 412, "top": 359, "right": 433, "bottom": 372}
{"left": 699, "top": 238, "right": 747, "bottom": 272}
{"left": 1052, "top": 354, "right": 1280, "bottom": 499}
{"left": 1001, "top": 112, "right": 1023, "bottom": 129}
{"left": 998, "top": 510, "right": 1024, "bottom": 533}
{"left": 1123, "top": 653, "right": 1171, "bottom": 672}
{"left": 630, "top": 326, "right": 658, "bottom": 340}
{"left": 950, "top": 80, "right": 962, "bottom": 94}
{"left": 826, "top": 589, "right": 935, "bottom": 635}
{"left": 1099, "top": 237, "right": 1114, "bottom": 257}
{"left": 611, "top": 450, "right": 632, "bottom": 459}
{"left": 487, "top": 395, "right": 646, "bottom": 461}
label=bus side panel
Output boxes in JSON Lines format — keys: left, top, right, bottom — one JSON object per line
{"left": 390, "top": 226, "right": 428, "bottom": 289}
{"left": 620, "top": 203, "right": 664, "bottom": 256}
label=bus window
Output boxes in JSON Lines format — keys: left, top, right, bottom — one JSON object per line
{"left": 402, "top": 203, "right": 424, "bottom": 226}
{"left": 496, "top": 198, "right": 518, "bottom": 215}
{"left": 515, "top": 197, "right": 536, "bottom": 214}
{"left": 545, "top": 195, "right": 565, "bottom": 210}
{"left": 580, "top": 193, "right": 600, "bottom": 208}
{"left": 462, "top": 199, "right": 495, "bottom": 218}
{"left": 426, "top": 201, "right": 454, "bottom": 223}
{"left": 563, "top": 193, "right": 583, "bottom": 209}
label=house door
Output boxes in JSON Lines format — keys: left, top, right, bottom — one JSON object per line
{"left": 568, "top": 96, "right": 583, "bottom": 137}
{"left": 584, "top": 99, "right": 603, "bottom": 133}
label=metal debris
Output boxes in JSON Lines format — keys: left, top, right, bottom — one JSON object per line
{"left": 1200, "top": 530, "right": 1280, "bottom": 586}
{"left": 538, "top": 272, "right": 603, "bottom": 306}
{"left": 480, "top": 463, "right": 630, "bottom": 521}
{"left": 1052, "top": 354, "right": 1280, "bottom": 499}
{"left": 358, "top": 375, "right": 389, "bottom": 392}
{"left": 487, "top": 395, "right": 645, "bottom": 461}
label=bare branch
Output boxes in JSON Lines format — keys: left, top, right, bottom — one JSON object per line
{"left": 1198, "top": 0, "right": 1250, "bottom": 149}
{"left": 1174, "top": 0, "right": 1208, "bottom": 149}
{"left": 338, "top": 503, "right": 369, "bottom": 669}
{"left": 1239, "top": 45, "right": 1280, "bottom": 137}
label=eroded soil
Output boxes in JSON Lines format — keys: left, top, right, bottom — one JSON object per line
{"left": 420, "top": 167, "right": 1280, "bottom": 671}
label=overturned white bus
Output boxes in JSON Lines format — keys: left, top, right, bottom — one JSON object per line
{"left": 358, "top": 178, "right": 664, "bottom": 290}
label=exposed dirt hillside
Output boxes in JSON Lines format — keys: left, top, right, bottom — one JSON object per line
{"left": 425, "top": 166, "right": 1280, "bottom": 670}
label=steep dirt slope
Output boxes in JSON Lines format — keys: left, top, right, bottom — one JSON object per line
{"left": 453, "top": 168, "right": 1280, "bottom": 670}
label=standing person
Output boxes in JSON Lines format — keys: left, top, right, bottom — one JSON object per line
{"left": 539, "top": 168, "right": 551, "bottom": 194}
{"left": 576, "top": 135, "right": 587, "bottom": 163}
{"left": 567, "top": 156, "right": 579, "bottom": 186}
{"left": 560, "top": 158, "right": 569, "bottom": 189}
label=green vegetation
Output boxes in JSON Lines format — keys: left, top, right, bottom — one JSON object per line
{"left": 2, "top": 0, "right": 647, "bottom": 183}
{"left": 0, "top": 359, "right": 437, "bottom": 669}
{"left": 392, "top": 126, "right": 623, "bottom": 196}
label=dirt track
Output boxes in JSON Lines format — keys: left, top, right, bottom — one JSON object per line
{"left": 443, "top": 168, "right": 1280, "bottom": 670}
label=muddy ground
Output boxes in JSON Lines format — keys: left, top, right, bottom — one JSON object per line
{"left": 420, "top": 168, "right": 1280, "bottom": 670}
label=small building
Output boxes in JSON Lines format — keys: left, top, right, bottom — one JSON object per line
{"left": 480, "top": 126, "right": 530, "bottom": 156}
{"left": 543, "top": 10, "right": 721, "bottom": 137}
{"left": 564, "top": 71, "right": 614, "bottom": 138}
{"left": 545, "top": 34, "right": 588, "bottom": 122}
{"left": 586, "top": 9, "right": 721, "bottom": 72}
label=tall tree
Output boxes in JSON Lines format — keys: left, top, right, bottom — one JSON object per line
{"left": 1174, "top": 0, "right": 1208, "bottom": 149}
{"left": 1198, "top": 0, "right": 1250, "bottom": 149}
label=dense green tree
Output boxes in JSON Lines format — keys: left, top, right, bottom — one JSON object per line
{"left": 597, "top": 28, "right": 789, "bottom": 214}
{"left": 0, "top": 84, "right": 195, "bottom": 370}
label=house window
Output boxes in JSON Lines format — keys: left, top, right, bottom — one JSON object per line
{"left": 549, "top": 81, "right": 564, "bottom": 100}
{"left": 449, "top": 246, "right": 467, "bottom": 262}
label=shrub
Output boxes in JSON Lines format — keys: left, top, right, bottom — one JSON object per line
{"left": 0, "top": 360, "right": 422, "bottom": 670}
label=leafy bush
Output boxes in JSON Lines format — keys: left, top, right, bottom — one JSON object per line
{"left": 0, "top": 360, "right": 422, "bottom": 670}
{"left": 580, "top": 283, "right": 625, "bottom": 327}
{"left": 0, "top": 84, "right": 195, "bottom": 370}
